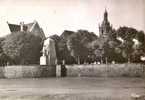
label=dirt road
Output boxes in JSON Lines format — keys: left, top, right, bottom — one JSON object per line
{"left": 0, "top": 77, "right": 144, "bottom": 100}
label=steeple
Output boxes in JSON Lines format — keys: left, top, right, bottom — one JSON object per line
{"left": 104, "top": 8, "right": 108, "bottom": 22}
{"left": 99, "top": 9, "right": 112, "bottom": 37}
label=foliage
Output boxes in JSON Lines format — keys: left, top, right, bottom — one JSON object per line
{"left": 0, "top": 37, "right": 9, "bottom": 66}
{"left": 57, "top": 30, "right": 76, "bottom": 64}
{"left": 66, "top": 30, "right": 98, "bottom": 64}
{"left": 49, "top": 34, "right": 61, "bottom": 61}
{"left": 116, "top": 26, "right": 145, "bottom": 62}
{"left": 86, "top": 26, "right": 145, "bottom": 63}
{"left": 60, "top": 30, "right": 75, "bottom": 40}
{"left": 55, "top": 27, "right": 145, "bottom": 64}
{"left": 1, "top": 25, "right": 144, "bottom": 65}
{"left": 2, "top": 32, "right": 43, "bottom": 65}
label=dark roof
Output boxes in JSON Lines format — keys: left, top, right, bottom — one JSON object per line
{"left": 8, "top": 24, "right": 27, "bottom": 32}
{"left": 8, "top": 24, "right": 20, "bottom": 32}
{"left": 7, "top": 21, "right": 37, "bottom": 32}
{"left": 7, "top": 21, "right": 46, "bottom": 39}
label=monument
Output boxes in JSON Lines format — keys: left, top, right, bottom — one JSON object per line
{"left": 40, "top": 38, "right": 57, "bottom": 66}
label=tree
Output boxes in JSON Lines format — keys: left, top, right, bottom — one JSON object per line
{"left": 0, "top": 37, "right": 9, "bottom": 66}
{"left": 66, "top": 30, "right": 98, "bottom": 64}
{"left": 60, "top": 30, "right": 75, "bottom": 40}
{"left": 2, "top": 32, "right": 43, "bottom": 65}
{"left": 56, "top": 30, "right": 76, "bottom": 64}
{"left": 116, "top": 26, "right": 145, "bottom": 63}
{"left": 49, "top": 34, "right": 61, "bottom": 62}
{"left": 117, "top": 26, "right": 137, "bottom": 40}
{"left": 67, "top": 35, "right": 87, "bottom": 64}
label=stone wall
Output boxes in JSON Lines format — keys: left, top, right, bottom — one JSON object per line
{"left": 66, "top": 64, "right": 145, "bottom": 77}
{"left": 0, "top": 65, "right": 56, "bottom": 78}
{"left": 0, "top": 67, "right": 5, "bottom": 78}
{"left": 0, "top": 64, "right": 144, "bottom": 78}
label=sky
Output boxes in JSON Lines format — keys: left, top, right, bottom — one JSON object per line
{"left": 0, "top": 0, "right": 144, "bottom": 37}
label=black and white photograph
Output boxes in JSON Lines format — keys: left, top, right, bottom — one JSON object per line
{"left": 0, "top": 0, "right": 145, "bottom": 100}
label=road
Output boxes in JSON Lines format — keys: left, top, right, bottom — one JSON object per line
{"left": 0, "top": 77, "right": 144, "bottom": 100}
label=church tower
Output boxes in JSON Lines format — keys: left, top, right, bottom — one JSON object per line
{"left": 99, "top": 9, "right": 112, "bottom": 37}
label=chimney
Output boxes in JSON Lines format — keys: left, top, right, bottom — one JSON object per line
{"left": 20, "top": 22, "right": 24, "bottom": 32}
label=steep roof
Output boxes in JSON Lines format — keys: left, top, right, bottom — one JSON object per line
{"left": 8, "top": 23, "right": 27, "bottom": 32}
{"left": 7, "top": 21, "right": 46, "bottom": 39}
{"left": 25, "top": 22, "right": 34, "bottom": 31}
{"left": 7, "top": 21, "right": 37, "bottom": 32}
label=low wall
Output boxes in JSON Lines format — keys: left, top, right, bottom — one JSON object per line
{"left": 0, "top": 65, "right": 56, "bottom": 78}
{"left": 0, "top": 64, "right": 144, "bottom": 78}
{"left": 66, "top": 64, "right": 145, "bottom": 77}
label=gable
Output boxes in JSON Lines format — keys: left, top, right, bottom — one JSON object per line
{"left": 29, "top": 21, "right": 46, "bottom": 39}
{"left": 7, "top": 21, "right": 46, "bottom": 39}
{"left": 8, "top": 24, "right": 27, "bottom": 32}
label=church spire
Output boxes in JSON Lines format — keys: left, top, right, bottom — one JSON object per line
{"left": 99, "top": 8, "right": 112, "bottom": 37}
{"left": 104, "top": 8, "right": 108, "bottom": 22}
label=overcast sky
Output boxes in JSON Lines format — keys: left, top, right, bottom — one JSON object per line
{"left": 0, "top": 0, "right": 144, "bottom": 37}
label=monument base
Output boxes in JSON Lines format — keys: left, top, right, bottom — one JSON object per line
{"left": 40, "top": 55, "right": 47, "bottom": 65}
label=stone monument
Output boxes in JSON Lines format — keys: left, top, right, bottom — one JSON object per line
{"left": 40, "top": 38, "right": 57, "bottom": 66}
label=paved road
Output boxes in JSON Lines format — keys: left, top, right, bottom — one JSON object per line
{"left": 0, "top": 77, "right": 144, "bottom": 100}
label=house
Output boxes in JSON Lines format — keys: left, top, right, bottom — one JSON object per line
{"left": 7, "top": 20, "right": 45, "bottom": 40}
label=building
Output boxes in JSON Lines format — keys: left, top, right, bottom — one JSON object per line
{"left": 7, "top": 20, "right": 45, "bottom": 40}
{"left": 94, "top": 9, "right": 113, "bottom": 63}
{"left": 99, "top": 9, "right": 112, "bottom": 38}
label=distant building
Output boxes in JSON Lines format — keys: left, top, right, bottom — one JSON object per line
{"left": 7, "top": 20, "right": 45, "bottom": 39}
{"left": 94, "top": 9, "right": 113, "bottom": 63}
{"left": 99, "top": 9, "right": 112, "bottom": 38}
